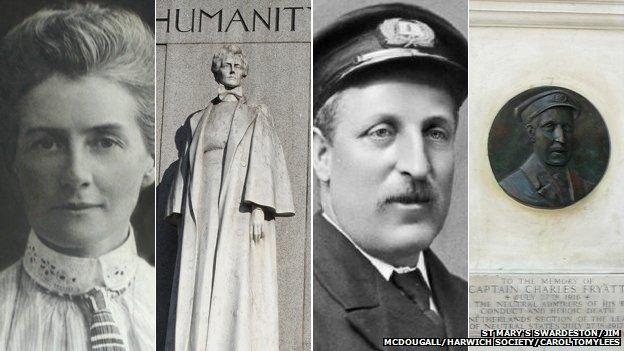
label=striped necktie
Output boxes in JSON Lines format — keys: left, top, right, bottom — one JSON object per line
{"left": 84, "top": 287, "right": 126, "bottom": 350}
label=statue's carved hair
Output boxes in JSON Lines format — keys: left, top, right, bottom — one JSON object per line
{"left": 0, "top": 3, "right": 155, "bottom": 160}
{"left": 211, "top": 44, "right": 249, "bottom": 78}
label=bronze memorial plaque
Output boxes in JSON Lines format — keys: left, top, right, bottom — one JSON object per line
{"left": 488, "top": 86, "right": 609, "bottom": 209}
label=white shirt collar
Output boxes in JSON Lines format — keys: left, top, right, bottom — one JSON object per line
{"left": 322, "top": 212, "right": 437, "bottom": 312}
{"left": 22, "top": 228, "right": 138, "bottom": 296}
{"left": 322, "top": 213, "right": 432, "bottom": 283}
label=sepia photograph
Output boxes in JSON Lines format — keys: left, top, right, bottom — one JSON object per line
{"left": 0, "top": 0, "right": 155, "bottom": 350}
{"left": 313, "top": 0, "right": 468, "bottom": 349}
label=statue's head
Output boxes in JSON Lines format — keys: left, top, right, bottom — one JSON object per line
{"left": 211, "top": 44, "right": 248, "bottom": 89}
{"left": 515, "top": 90, "right": 579, "bottom": 167}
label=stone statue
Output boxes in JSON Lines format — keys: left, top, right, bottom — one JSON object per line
{"left": 165, "top": 45, "right": 295, "bottom": 350}
{"left": 499, "top": 89, "right": 594, "bottom": 208}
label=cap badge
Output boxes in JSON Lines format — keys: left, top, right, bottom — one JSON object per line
{"left": 378, "top": 18, "right": 435, "bottom": 48}
{"left": 552, "top": 93, "right": 567, "bottom": 103}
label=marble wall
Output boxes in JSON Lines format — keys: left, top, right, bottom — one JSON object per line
{"left": 469, "top": 0, "right": 624, "bottom": 273}
{"left": 469, "top": 1, "right": 624, "bottom": 347}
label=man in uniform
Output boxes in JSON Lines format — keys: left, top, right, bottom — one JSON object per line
{"left": 499, "top": 89, "right": 594, "bottom": 208}
{"left": 313, "top": 3, "right": 467, "bottom": 350}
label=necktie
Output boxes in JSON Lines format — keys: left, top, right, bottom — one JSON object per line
{"left": 552, "top": 172, "right": 572, "bottom": 203}
{"left": 391, "top": 269, "right": 446, "bottom": 335}
{"left": 84, "top": 287, "right": 126, "bottom": 350}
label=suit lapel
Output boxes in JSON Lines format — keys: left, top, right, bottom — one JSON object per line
{"left": 346, "top": 276, "right": 445, "bottom": 346}
{"left": 568, "top": 170, "right": 593, "bottom": 201}
{"left": 314, "top": 214, "right": 452, "bottom": 350}
{"left": 313, "top": 213, "right": 379, "bottom": 310}
{"left": 425, "top": 250, "right": 467, "bottom": 339}
{"left": 520, "top": 155, "right": 562, "bottom": 205}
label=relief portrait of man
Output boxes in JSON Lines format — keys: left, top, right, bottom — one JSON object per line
{"left": 489, "top": 87, "right": 610, "bottom": 209}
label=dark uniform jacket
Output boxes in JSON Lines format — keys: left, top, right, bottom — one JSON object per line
{"left": 499, "top": 155, "right": 594, "bottom": 208}
{"left": 313, "top": 213, "right": 467, "bottom": 351}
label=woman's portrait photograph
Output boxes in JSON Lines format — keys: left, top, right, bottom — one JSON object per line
{"left": 0, "top": 1, "right": 155, "bottom": 350}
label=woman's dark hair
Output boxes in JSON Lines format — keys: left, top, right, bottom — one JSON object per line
{"left": 0, "top": 3, "right": 155, "bottom": 161}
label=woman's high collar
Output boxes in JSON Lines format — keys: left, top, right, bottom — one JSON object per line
{"left": 22, "top": 228, "right": 138, "bottom": 296}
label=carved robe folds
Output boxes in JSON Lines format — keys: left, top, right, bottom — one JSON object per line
{"left": 165, "top": 97, "right": 294, "bottom": 351}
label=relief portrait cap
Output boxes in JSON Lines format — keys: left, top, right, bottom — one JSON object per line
{"left": 514, "top": 89, "right": 580, "bottom": 125}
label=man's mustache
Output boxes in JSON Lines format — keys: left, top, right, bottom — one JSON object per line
{"left": 382, "top": 180, "right": 434, "bottom": 206}
{"left": 549, "top": 143, "right": 567, "bottom": 152}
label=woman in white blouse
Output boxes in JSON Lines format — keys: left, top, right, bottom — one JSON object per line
{"left": 0, "top": 4, "right": 155, "bottom": 350}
